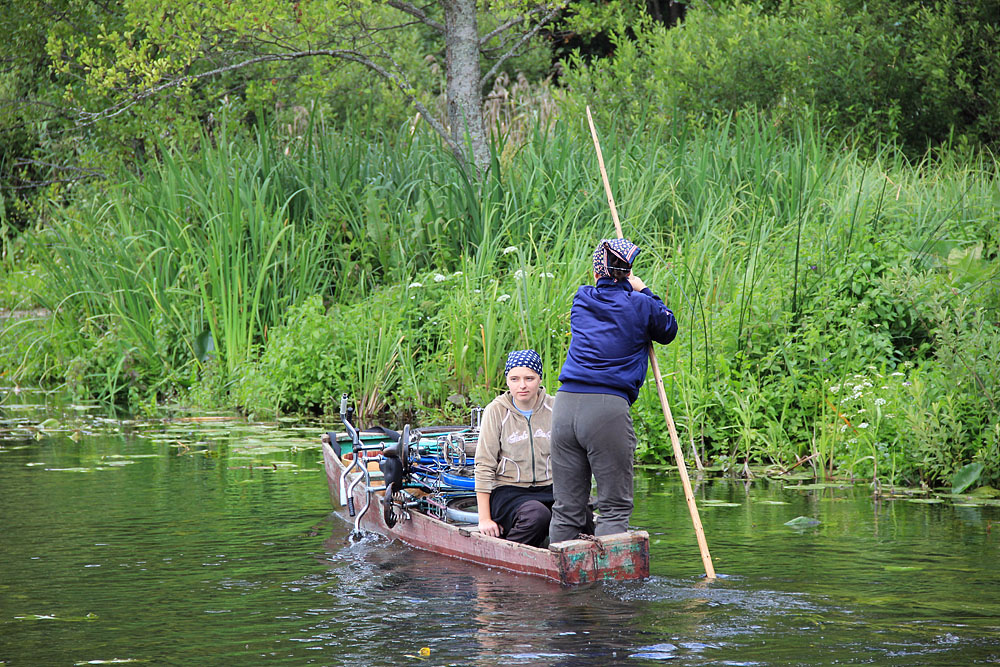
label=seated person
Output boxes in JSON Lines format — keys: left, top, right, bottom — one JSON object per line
{"left": 474, "top": 349, "right": 554, "bottom": 547}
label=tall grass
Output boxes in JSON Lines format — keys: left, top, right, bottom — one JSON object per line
{"left": 14, "top": 109, "right": 998, "bottom": 487}
{"left": 32, "top": 130, "right": 335, "bottom": 401}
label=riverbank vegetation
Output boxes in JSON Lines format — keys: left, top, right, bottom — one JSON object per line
{"left": 2, "top": 0, "right": 997, "bottom": 489}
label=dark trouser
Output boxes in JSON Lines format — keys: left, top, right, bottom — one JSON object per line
{"left": 503, "top": 500, "right": 551, "bottom": 547}
{"left": 491, "top": 485, "right": 554, "bottom": 548}
{"left": 548, "top": 392, "right": 636, "bottom": 543}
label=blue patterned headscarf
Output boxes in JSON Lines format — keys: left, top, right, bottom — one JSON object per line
{"left": 592, "top": 238, "right": 641, "bottom": 280}
{"left": 505, "top": 349, "right": 543, "bottom": 377}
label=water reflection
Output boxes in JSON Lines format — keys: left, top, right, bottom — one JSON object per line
{"left": 308, "top": 474, "right": 1000, "bottom": 666}
{"left": 1, "top": 397, "right": 998, "bottom": 666}
{"left": 314, "top": 522, "right": 815, "bottom": 666}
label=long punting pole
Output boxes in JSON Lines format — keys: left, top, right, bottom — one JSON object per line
{"left": 585, "top": 106, "right": 716, "bottom": 579}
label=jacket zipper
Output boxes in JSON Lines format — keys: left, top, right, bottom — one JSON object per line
{"left": 526, "top": 412, "right": 536, "bottom": 484}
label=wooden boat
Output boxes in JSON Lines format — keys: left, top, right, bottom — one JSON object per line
{"left": 320, "top": 400, "right": 649, "bottom": 586}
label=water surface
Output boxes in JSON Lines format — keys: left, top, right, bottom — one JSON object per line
{"left": 1, "top": 393, "right": 997, "bottom": 665}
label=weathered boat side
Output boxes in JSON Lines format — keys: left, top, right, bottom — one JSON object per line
{"left": 321, "top": 434, "right": 649, "bottom": 585}
{"left": 550, "top": 531, "right": 650, "bottom": 585}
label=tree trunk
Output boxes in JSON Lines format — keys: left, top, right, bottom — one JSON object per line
{"left": 442, "top": 0, "right": 490, "bottom": 175}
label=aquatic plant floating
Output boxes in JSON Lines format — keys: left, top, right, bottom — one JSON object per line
{"left": 15, "top": 612, "right": 97, "bottom": 621}
{"left": 784, "top": 516, "right": 821, "bottom": 527}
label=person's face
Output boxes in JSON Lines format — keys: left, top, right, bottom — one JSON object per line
{"left": 506, "top": 366, "right": 541, "bottom": 406}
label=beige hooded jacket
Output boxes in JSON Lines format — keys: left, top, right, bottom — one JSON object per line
{"left": 473, "top": 387, "right": 553, "bottom": 494}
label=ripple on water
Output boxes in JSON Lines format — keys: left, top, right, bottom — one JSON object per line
{"left": 4, "top": 417, "right": 1000, "bottom": 666}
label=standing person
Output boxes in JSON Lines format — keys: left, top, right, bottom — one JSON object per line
{"left": 549, "top": 238, "right": 678, "bottom": 542}
{"left": 474, "top": 349, "right": 555, "bottom": 547}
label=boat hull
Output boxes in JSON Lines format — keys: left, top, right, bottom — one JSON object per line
{"left": 321, "top": 434, "right": 649, "bottom": 585}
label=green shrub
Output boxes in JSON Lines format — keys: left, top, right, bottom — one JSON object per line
{"left": 889, "top": 263, "right": 1000, "bottom": 486}
{"left": 236, "top": 295, "right": 349, "bottom": 416}
{"left": 9, "top": 105, "right": 997, "bottom": 489}
{"left": 560, "top": 0, "right": 1000, "bottom": 152}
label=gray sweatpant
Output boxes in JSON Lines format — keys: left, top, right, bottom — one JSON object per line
{"left": 548, "top": 391, "right": 636, "bottom": 543}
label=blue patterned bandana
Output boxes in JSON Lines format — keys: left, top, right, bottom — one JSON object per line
{"left": 592, "top": 238, "right": 641, "bottom": 280}
{"left": 505, "top": 349, "right": 543, "bottom": 377}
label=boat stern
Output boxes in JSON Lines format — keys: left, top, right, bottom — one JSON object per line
{"left": 549, "top": 531, "right": 650, "bottom": 584}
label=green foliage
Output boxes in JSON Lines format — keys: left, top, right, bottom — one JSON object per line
{"left": 555, "top": 0, "right": 645, "bottom": 39}
{"left": 3, "top": 107, "right": 997, "bottom": 487}
{"left": 560, "top": 0, "right": 1000, "bottom": 153}
{"left": 600, "top": 111, "right": 998, "bottom": 486}
{"left": 63, "top": 319, "right": 155, "bottom": 406}
{"left": 238, "top": 287, "right": 409, "bottom": 422}
{"left": 0, "top": 314, "right": 57, "bottom": 390}
{"left": 952, "top": 462, "right": 985, "bottom": 494}
{"left": 886, "top": 262, "right": 1000, "bottom": 486}
{"left": 236, "top": 295, "right": 345, "bottom": 417}
{"left": 3, "top": 0, "right": 561, "bottom": 200}
{"left": 21, "top": 128, "right": 335, "bottom": 404}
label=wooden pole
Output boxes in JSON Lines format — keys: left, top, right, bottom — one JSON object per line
{"left": 586, "top": 106, "right": 716, "bottom": 579}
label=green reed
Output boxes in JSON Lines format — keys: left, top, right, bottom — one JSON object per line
{"left": 32, "top": 129, "right": 334, "bottom": 401}
{"left": 15, "top": 108, "right": 998, "bottom": 485}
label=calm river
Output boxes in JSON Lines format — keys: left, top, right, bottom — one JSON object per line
{"left": 1, "top": 392, "right": 998, "bottom": 665}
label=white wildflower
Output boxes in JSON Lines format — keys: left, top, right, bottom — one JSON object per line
{"left": 829, "top": 385, "right": 840, "bottom": 393}
{"left": 858, "top": 422, "right": 869, "bottom": 429}
{"left": 452, "top": 271, "right": 463, "bottom": 277}
{"left": 514, "top": 269, "right": 525, "bottom": 280}
{"left": 543, "top": 272, "right": 555, "bottom": 279}
{"left": 839, "top": 424, "right": 848, "bottom": 432}
{"left": 874, "top": 398, "right": 886, "bottom": 406}
{"left": 891, "top": 372, "right": 904, "bottom": 377}
{"left": 497, "top": 294, "right": 511, "bottom": 303}
{"left": 503, "top": 246, "right": 518, "bottom": 255}
{"left": 408, "top": 282, "right": 423, "bottom": 288}
{"left": 434, "top": 273, "right": 447, "bottom": 282}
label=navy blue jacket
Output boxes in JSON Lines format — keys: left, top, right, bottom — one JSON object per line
{"left": 557, "top": 277, "right": 678, "bottom": 405}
